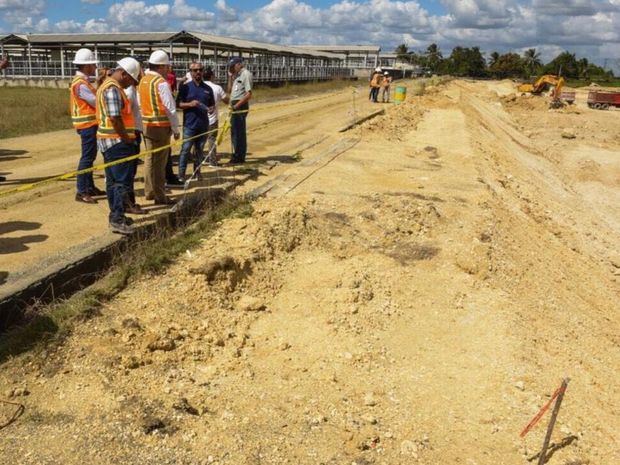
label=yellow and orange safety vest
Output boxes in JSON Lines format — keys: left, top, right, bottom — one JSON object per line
{"left": 69, "top": 75, "right": 97, "bottom": 130}
{"left": 96, "top": 79, "right": 136, "bottom": 139}
{"left": 138, "top": 73, "right": 171, "bottom": 128}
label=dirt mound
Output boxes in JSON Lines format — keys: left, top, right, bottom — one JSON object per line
{"left": 1, "top": 80, "right": 618, "bottom": 465}
{"left": 488, "top": 79, "right": 518, "bottom": 96}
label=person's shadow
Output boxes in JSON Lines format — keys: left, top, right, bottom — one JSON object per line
{"left": 0, "top": 221, "right": 47, "bottom": 255}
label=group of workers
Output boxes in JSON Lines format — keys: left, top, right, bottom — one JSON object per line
{"left": 369, "top": 67, "right": 392, "bottom": 103}
{"left": 69, "top": 48, "right": 253, "bottom": 234}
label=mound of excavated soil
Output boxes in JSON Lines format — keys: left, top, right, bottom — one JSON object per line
{"left": 1, "top": 80, "right": 618, "bottom": 465}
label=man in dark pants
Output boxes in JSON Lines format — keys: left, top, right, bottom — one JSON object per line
{"left": 177, "top": 61, "right": 215, "bottom": 180}
{"left": 70, "top": 48, "right": 106, "bottom": 203}
{"left": 226, "top": 57, "right": 252, "bottom": 164}
{"left": 96, "top": 57, "right": 141, "bottom": 234}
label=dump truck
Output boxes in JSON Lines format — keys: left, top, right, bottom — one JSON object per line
{"left": 587, "top": 91, "right": 620, "bottom": 110}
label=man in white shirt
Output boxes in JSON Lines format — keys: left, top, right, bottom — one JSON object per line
{"left": 204, "top": 67, "right": 229, "bottom": 163}
{"left": 138, "top": 50, "right": 180, "bottom": 206}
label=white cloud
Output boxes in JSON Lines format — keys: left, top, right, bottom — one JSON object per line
{"left": 1, "top": 0, "right": 618, "bottom": 68}
{"left": 81, "top": 0, "right": 103, "bottom": 4}
{"left": 108, "top": 1, "right": 170, "bottom": 32}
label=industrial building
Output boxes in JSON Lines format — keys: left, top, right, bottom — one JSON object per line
{"left": 0, "top": 31, "right": 355, "bottom": 84}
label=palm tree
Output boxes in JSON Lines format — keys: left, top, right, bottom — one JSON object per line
{"left": 523, "top": 48, "right": 542, "bottom": 77}
{"left": 489, "top": 51, "right": 500, "bottom": 67}
{"left": 425, "top": 43, "right": 443, "bottom": 71}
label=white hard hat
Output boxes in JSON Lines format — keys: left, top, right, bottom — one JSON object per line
{"left": 375, "top": 67, "right": 382, "bottom": 72}
{"left": 117, "top": 57, "right": 141, "bottom": 83}
{"left": 384, "top": 71, "right": 389, "bottom": 75}
{"left": 73, "top": 48, "right": 98, "bottom": 65}
{"left": 149, "top": 49, "right": 170, "bottom": 65}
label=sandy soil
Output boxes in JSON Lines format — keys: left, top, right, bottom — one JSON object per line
{"left": 0, "top": 85, "right": 374, "bottom": 287}
{"left": 0, "top": 80, "right": 619, "bottom": 465}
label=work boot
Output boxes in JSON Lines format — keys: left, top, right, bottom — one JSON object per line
{"left": 89, "top": 186, "right": 106, "bottom": 196}
{"left": 109, "top": 220, "right": 134, "bottom": 235}
{"left": 75, "top": 193, "right": 97, "bottom": 204}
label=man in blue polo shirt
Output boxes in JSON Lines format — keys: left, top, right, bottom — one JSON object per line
{"left": 176, "top": 61, "right": 215, "bottom": 181}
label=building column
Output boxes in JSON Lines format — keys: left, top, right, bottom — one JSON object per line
{"left": 198, "top": 40, "right": 202, "bottom": 63}
{"left": 27, "top": 43, "right": 32, "bottom": 77}
{"left": 60, "top": 45, "right": 65, "bottom": 78}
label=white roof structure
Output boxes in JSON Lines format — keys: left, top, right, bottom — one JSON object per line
{"left": 0, "top": 31, "right": 343, "bottom": 60}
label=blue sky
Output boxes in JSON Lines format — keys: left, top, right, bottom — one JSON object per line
{"left": 1, "top": 0, "right": 619, "bottom": 66}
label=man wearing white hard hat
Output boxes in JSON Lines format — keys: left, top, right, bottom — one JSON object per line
{"left": 369, "top": 67, "right": 382, "bottom": 103}
{"left": 95, "top": 57, "right": 142, "bottom": 235}
{"left": 70, "top": 48, "right": 105, "bottom": 204}
{"left": 138, "top": 49, "right": 180, "bottom": 206}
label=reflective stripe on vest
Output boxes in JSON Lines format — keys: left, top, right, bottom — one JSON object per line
{"left": 69, "top": 76, "right": 97, "bottom": 129}
{"left": 139, "top": 74, "right": 171, "bottom": 127}
{"left": 95, "top": 79, "right": 136, "bottom": 139}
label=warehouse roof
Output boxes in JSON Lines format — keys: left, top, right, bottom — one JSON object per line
{"left": 0, "top": 31, "right": 342, "bottom": 59}
{"left": 298, "top": 45, "right": 381, "bottom": 53}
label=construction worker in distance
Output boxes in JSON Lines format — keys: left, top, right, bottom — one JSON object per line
{"left": 369, "top": 67, "right": 382, "bottom": 103}
{"left": 138, "top": 49, "right": 180, "bottom": 206}
{"left": 96, "top": 57, "right": 141, "bottom": 235}
{"left": 70, "top": 48, "right": 106, "bottom": 204}
{"left": 381, "top": 71, "right": 392, "bottom": 103}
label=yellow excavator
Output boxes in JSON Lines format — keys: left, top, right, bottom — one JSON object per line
{"left": 517, "top": 74, "right": 566, "bottom": 108}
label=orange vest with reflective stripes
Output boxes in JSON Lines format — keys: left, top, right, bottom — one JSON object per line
{"left": 138, "top": 73, "right": 171, "bottom": 128}
{"left": 96, "top": 79, "right": 136, "bottom": 140}
{"left": 69, "top": 75, "right": 97, "bottom": 129}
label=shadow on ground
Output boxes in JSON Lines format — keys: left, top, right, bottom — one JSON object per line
{"left": 0, "top": 221, "right": 47, "bottom": 255}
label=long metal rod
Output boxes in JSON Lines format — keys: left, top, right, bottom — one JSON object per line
{"left": 537, "top": 378, "right": 569, "bottom": 465}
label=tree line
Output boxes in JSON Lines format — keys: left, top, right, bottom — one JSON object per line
{"left": 395, "top": 44, "right": 614, "bottom": 80}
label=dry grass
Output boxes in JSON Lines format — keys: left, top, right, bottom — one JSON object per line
{"left": 252, "top": 78, "right": 359, "bottom": 103}
{"left": 0, "top": 79, "right": 359, "bottom": 140}
{"left": 0, "top": 87, "right": 71, "bottom": 139}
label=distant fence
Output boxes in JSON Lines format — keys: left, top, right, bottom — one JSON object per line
{"left": 0, "top": 59, "right": 354, "bottom": 83}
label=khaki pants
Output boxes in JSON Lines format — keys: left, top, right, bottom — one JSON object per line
{"left": 144, "top": 125, "right": 171, "bottom": 203}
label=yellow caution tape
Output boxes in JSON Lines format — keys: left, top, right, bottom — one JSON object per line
{"left": 0, "top": 89, "right": 354, "bottom": 199}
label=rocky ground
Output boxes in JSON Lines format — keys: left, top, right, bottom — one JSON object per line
{"left": 1, "top": 80, "right": 618, "bottom": 465}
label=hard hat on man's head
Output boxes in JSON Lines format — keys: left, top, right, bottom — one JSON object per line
{"left": 117, "top": 57, "right": 141, "bottom": 83}
{"left": 384, "top": 71, "right": 389, "bottom": 75}
{"left": 73, "top": 48, "right": 98, "bottom": 65}
{"left": 375, "top": 67, "right": 382, "bottom": 72}
{"left": 149, "top": 50, "right": 170, "bottom": 66}
{"left": 228, "top": 57, "right": 243, "bottom": 67}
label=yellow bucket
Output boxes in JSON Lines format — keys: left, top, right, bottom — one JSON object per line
{"left": 394, "top": 86, "right": 407, "bottom": 104}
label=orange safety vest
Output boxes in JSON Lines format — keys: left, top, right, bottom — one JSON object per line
{"left": 96, "top": 79, "right": 136, "bottom": 139}
{"left": 69, "top": 75, "right": 97, "bottom": 129}
{"left": 138, "top": 73, "right": 171, "bottom": 128}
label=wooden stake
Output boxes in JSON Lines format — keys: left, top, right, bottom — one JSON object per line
{"left": 537, "top": 378, "right": 570, "bottom": 465}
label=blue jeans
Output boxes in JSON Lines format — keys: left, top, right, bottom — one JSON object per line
{"left": 178, "top": 126, "right": 207, "bottom": 179}
{"left": 103, "top": 142, "right": 135, "bottom": 224}
{"left": 231, "top": 101, "right": 248, "bottom": 162}
{"left": 76, "top": 125, "right": 98, "bottom": 194}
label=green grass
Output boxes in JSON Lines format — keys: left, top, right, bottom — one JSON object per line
{"left": 0, "top": 87, "right": 72, "bottom": 138}
{"left": 565, "top": 78, "right": 620, "bottom": 88}
{"left": 0, "top": 195, "right": 254, "bottom": 363}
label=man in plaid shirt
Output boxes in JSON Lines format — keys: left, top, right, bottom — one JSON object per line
{"left": 96, "top": 57, "right": 141, "bottom": 234}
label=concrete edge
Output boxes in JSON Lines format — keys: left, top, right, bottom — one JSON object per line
{"left": 338, "top": 109, "right": 386, "bottom": 132}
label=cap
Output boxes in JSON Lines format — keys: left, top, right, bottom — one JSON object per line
{"left": 228, "top": 57, "right": 243, "bottom": 67}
